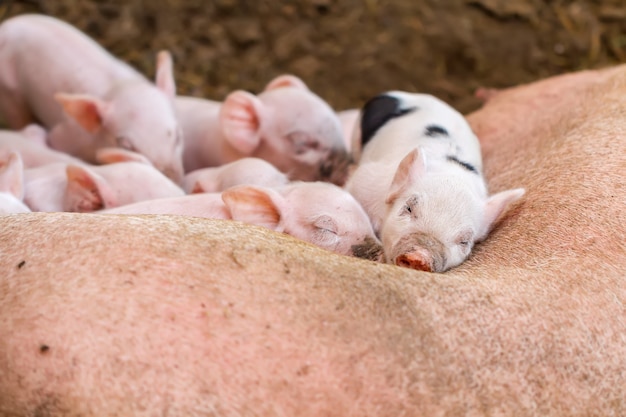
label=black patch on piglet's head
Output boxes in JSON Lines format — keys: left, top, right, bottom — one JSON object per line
{"left": 360, "top": 94, "right": 417, "bottom": 147}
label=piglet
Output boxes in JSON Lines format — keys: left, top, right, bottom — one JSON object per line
{"left": 0, "top": 14, "right": 184, "bottom": 182}
{"left": 105, "top": 181, "right": 383, "bottom": 260}
{"left": 345, "top": 92, "right": 525, "bottom": 272}
{"left": 23, "top": 149, "right": 184, "bottom": 212}
{"left": 182, "top": 157, "right": 289, "bottom": 193}
{"left": 0, "top": 150, "right": 30, "bottom": 214}
{"left": 0, "top": 124, "right": 84, "bottom": 168}
{"left": 176, "top": 75, "right": 351, "bottom": 185}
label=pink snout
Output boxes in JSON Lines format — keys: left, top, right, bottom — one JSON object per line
{"left": 395, "top": 250, "right": 433, "bottom": 272}
{"left": 391, "top": 233, "right": 446, "bottom": 272}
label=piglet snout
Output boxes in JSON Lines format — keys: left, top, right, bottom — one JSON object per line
{"left": 391, "top": 233, "right": 446, "bottom": 272}
{"left": 351, "top": 237, "right": 384, "bottom": 262}
{"left": 395, "top": 251, "right": 433, "bottom": 271}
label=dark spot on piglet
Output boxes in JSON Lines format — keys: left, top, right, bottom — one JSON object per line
{"left": 40, "top": 344, "right": 50, "bottom": 354}
{"left": 424, "top": 125, "right": 449, "bottom": 137}
{"left": 360, "top": 94, "right": 417, "bottom": 147}
{"left": 447, "top": 155, "right": 478, "bottom": 174}
{"left": 17, "top": 260, "right": 26, "bottom": 269}
{"left": 319, "top": 148, "right": 353, "bottom": 186}
{"left": 352, "top": 237, "right": 384, "bottom": 262}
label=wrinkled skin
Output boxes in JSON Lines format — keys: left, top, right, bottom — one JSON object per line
{"left": 0, "top": 15, "right": 184, "bottom": 182}
{"left": 346, "top": 92, "right": 524, "bottom": 272}
{"left": 182, "top": 157, "right": 289, "bottom": 194}
{"left": 104, "top": 181, "right": 383, "bottom": 260}
{"left": 0, "top": 66, "right": 625, "bottom": 416}
{"left": 177, "top": 75, "right": 351, "bottom": 184}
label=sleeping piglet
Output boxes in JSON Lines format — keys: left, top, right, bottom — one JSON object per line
{"left": 182, "top": 157, "right": 289, "bottom": 194}
{"left": 345, "top": 92, "right": 525, "bottom": 272}
{"left": 0, "top": 14, "right": 184, "bottom": 182}
{"left": 176, "top": 75, "right": 351, "bottom": 185}
{"left": 0, "top": 151, "right": 30, "bottom": 214}
{"left": 104, "top": 181, "right": 383, "bottom": 260}
{"left": 23, "top": 149, "right": 184, "bottom": 213}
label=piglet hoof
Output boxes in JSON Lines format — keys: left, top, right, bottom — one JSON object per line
{"left": 395, "top": 253, "right": 433, "bottom": 272}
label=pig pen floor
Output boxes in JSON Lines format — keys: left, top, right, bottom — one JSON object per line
{"left": 2, "top": 0, "right": 625, "bottom": 118}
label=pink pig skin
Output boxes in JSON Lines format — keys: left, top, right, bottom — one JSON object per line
{"left": 23, "top": 151, "right": 184, "bottom": 213}
{"left": 103, "top": 192, "right": 230, "bottom": 219}
{"left": 336, "top": 108, "right": 360, "bottom": 153}
{"left": 175, "top": 75, "right": 351, "bottom": 185}
{"left": 105, "top": 181, "right": 382, "bottom": 260}
{"left": 0, "top": 14, "right": 184, "bottom": 182}
{"left": 0, "top": 150, "right": 30, "bottom": 214}
{"left": 182, "top": 157, "right": 289, "bottom": 194}
{"left": 0, "top": 124, "right": 84, "bottom": 168}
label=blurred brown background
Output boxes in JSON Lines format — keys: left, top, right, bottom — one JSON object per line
{"left": 3, "top": 0, "right": 626, "bottom": 114}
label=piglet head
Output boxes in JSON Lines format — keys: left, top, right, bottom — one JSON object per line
{"left": 222, "top": 182, "right": 382, "bottom": 260}
{"left": 381, "top": 148, "right": 525, "bottom": 272}
{"left": 219, "top": 75, "right": 352, "bottom": 185}
{"left": 279, "top": 181, "right": 383, "bottom": 259}
{"left": 55, "top": 51, "right": 185, "bottom": 184}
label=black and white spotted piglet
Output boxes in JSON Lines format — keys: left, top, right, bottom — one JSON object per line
{"left": 345, "top": 92, "right": 525, "bottom": 272}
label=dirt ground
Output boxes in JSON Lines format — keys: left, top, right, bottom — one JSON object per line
{"left": 2, "top": 0, "right": 626, "bottom": 114}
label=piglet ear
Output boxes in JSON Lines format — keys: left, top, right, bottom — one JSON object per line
{"left": 385, "top": 148, "right": 427, "bottom": 204}
{"left": 0, "top": 151, "right": 25, "bottom": 199}
{"left": 95, "top": 147, "right": 152, "bottom": 166}
{"left": 222, "top": 185, "right": 284, "bottom": 231}
{"left": 220, "top": 91, "right": 263, "bottom": 155}
{"left": 155, "top": 50, "right": 176, "bottom": 100}
{"left": 64, "top": 164, "right": 116, "bottom": 212}
{"left": 264, "top": 74, "right": 309, "bottom": 92}
{"left": 477, "top": 188, "right": 526, "bottom": 241}
{"left": 55, "top": 93, "right": 108, "bottom": 134}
